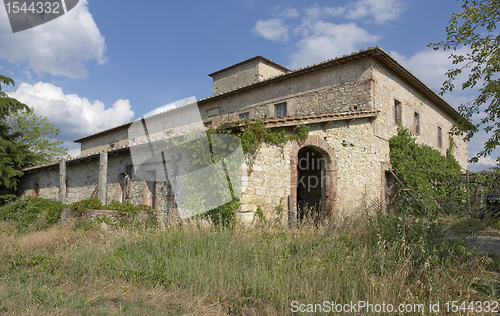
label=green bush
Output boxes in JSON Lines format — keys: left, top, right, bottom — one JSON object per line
{"left": 71, "top": 197, "right": 102, "bottom": 217}
{"left": 0, "top": 196, "right": 65, "bottom": 230}
{"left": 389, "top": 127, "right": 466, "bottom": 215}
{"left": 70, "top": 198, "right": 157, "bottom": 228}
{"left": 206, "top": 198, "right": 239, "bottom": 229}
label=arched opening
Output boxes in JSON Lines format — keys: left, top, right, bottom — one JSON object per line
{"left": 297, "top": 146, "right": 328, "bottom": 220}
{"left": 290, "top": 135, "right": 337, "bottom": 227}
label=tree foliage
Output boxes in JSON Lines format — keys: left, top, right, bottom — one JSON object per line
{"left": 0, "top": 74, "right": 68, "bottom": 202}
{"left": 0, "top": 75, "right": 29, "bottom": 201}
{"left": 5, "top": 107, "right": 68, "bottom": 167}
{"left": 430, "top": 0, "right": 500, "bottom": 162}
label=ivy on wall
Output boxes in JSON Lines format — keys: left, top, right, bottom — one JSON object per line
{"left": 182, "top": 119, "right": 310, "bottom": 228}
{"left": 212, "top": 119, "right": 310, "bottom": 154}
{"left": 389, "top": 127, "right": 466, "bottom": 215}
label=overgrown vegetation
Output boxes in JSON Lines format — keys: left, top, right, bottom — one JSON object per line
{"left": 0, "top": 207, "right": 497, "bottom": 315}
{"left": 72, "top": 197, "right": 155, "bottom": 217}
{"left": 182, "top": 120, "right": 309, "bottom": 229}
{"left": 389, "top": 127, "right": 467, "bottom": 215}
{"left": 212, "top": 119, "right": 310, "bottom": 155}
{"left": 0, "top": 196, "right": 66, "bottom": 231}
{"left": 0, "top": 196, "right": 157, "bottom": 233}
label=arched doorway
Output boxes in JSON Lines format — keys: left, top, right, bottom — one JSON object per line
{"left": 297, "top": 146, "right": 327, "bottom": 219}
{"left": 290, "top": 135, "right": 337, "bottom": 225}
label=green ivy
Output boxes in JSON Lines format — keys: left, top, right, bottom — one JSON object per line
{"left": 389, "top": 127, "right": 466, "bottom": 215}
{"left": 213, "top": 119, "right": 310, "bottom": 155}
{"left": 178, "top": 119, "right": 309, "bottom": 228}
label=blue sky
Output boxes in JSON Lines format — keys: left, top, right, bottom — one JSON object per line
{"left": 0, "top": 0, "right": 495, "bottom": 171}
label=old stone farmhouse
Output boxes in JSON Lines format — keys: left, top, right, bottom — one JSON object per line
{"left": 17, "top": 47, "right": 468, "bottom": 224}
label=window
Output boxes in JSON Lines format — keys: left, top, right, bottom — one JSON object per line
{"left": 437, "top": 126, "right": 442, "bottom": 148}
{"left": 414, "top": 112, "right": 420, "bottom": 134}
{"left": 394, "top": 99, "right": 401, "bottom": 125}
{"left": 239, "top": 112, "right": 249, "bottom": 120}
{"left": 275, "top": 102, "right": 287, "bottom": 117}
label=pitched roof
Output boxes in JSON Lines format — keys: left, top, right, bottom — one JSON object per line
{"left": 208, "top": 55, "right": 291, "bottom": 78}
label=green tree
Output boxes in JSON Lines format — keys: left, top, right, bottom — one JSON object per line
{"left": 5, "top": 107, "right": 68, "bottom": 167}
{"left": 0, "top": 75, "right": 30, "bottom": 201}
{"left": 0, "top": 74, "right": 68, "bottom": 202}
{"left": 430, "top": 0, "right": 500, "bottom": 162}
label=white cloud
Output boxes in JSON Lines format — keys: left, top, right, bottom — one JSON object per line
{"left": 389, "top": 48, "right": 472, "bottom": 91}
{"left": 67, "top": 146, "right": 81, "bottom": 158}
{"left": 289, "top": 22, "right": 379, "bottom": 69}
{"left": 346, "top": 0, "right": 405, "bottom": 23}
{"left": 252, "top": 19, "right": 289, "bottom": 42}
{"left": 305, "top": 0, "right": 404, "bottom": 23}
{"left": 476, "top": 156, "right": 498, "bottom": 166}
{"left": 253, "top": 1, "right": 404, "bottom": 69}
{"left": 0, "top": 0, "right": 107, "bottom": 78}
{"left": 276, "top": 7, "right": 300, "bottom": 18}
{"left": 7, "top": 82, "right": 134, "bottom": 142}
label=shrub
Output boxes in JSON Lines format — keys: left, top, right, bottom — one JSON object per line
{"left": 0, "top": 196, "right": 65, "bottom": 230}
{"left": 389, "top": 127, "right": 466, "bottom": 215}
{"left": 71, "top": 197, "right": 102, "bottom": 217}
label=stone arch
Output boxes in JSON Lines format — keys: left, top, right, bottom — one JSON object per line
{"left": 290, "top": 135, "right": 337, "bottom": 221}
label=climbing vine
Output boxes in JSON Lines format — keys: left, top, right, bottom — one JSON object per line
{"left": 180, "top": 119, "right": 309, "bottom": 228}
{"left": 212, "top": 119, "right": 309, "bottom": 155}
{"left": 389, "top": 127, "right": 466, "bottom": 215}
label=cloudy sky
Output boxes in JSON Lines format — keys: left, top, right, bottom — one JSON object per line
{"left": 0, "top": 0, "right": 495, "bottom": 171}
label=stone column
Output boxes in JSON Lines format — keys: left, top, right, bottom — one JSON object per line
{"left": 59, "top": 158, "right": 66, "bottom": 204}
{"left": 98, "top": 152, "right": 108, "bottom": 205}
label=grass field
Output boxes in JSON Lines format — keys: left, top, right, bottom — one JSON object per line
{"left": 0, "top": 209, "right": 499, "bottom": 315}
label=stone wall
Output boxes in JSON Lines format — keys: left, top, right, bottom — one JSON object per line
{"left": 198, "top": 59, "right": 374, "bottom": 122}
{"left": 370, "top": 60, "right": 468, "bottom": 170}
{"left": 238, "top": 142, "right": 292, "bottom": 223}
{"left": 79, "top": 127, "right": 130, "bottom": 156}
{"left": 211, "top": 58, "right": 289, "bottom": 95}
{"left": 18, "top": 150, "right": 176, "bottom": 224}
{"left": 18, "top": 166, "right": 60, "bottom": 200}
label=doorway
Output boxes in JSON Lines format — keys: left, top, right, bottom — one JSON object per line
{"left": 297, "top": 146, "right": 327, "bottom": 220}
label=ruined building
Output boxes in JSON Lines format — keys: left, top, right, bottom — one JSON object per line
{"left": 18, "top": 47, "right": 468, "bottom": 223}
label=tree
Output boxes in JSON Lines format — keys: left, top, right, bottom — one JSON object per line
{"left": 0, "top": 75, "right": 30, "bottom": 201}
{"left": 430, "top": 0, "right": 500, "bottom": 162}
{"left": 5, "top": 107, "right": 68, "bottom": 167}
{"left": 0, "top": 74, "right": 68, "bottom": 202}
